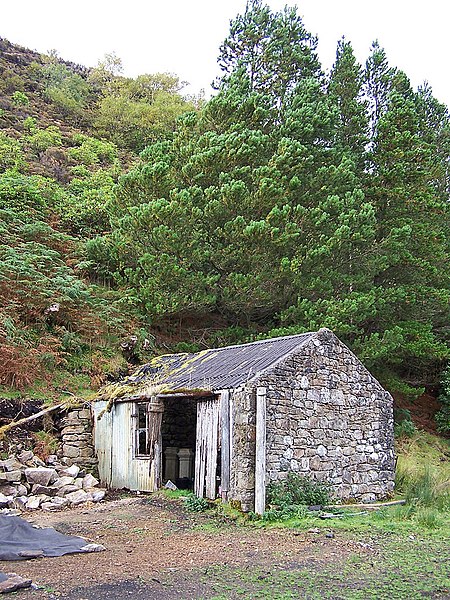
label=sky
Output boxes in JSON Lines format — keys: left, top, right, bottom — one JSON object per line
{"left": 1, "top": 1, "right": 449, "bottom": 106}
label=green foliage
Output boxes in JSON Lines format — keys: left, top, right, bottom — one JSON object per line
{"left": 217, "top": 0, "right": 320, "bottom": 113}
{"left": 68, "top": 133, "right": 118, "bottom": 166}
{"left": 394, "top": 419, "right": 417, "bottom": 439}
{"left": 262, "top": 503, "right": 308, "bottom": 522}
{"left": 183, "top": 493, "right": 210, "bottom": 512}
{"left": 435, "top": 365, "right": 450, "bottom": 433}
{"left": 0, "top": 171, "right": 63, "bottom": 217}
{"left": 39, "top": 58, "right": 91, "bottom": 120}
{"left": 0, "top": 199, "right": 127, "bottom": 389}
{"left": 26, "top": 125, "right": 62, "bottom": 153}
{"left": 87, "top": 6, "right": 448, "bottom": 385}
{"left": 267, "top": 473, "right": 332, "bottom": 507}
{"left": 62, "top": 167, "right": 117, "bottom": 236}
{"left": 0, "top": 132, "right": 24, "bottom": 170}
{"left": 23, "top": 116, "right": 37, "bottom": 131}
{"left": 328, "top": 37, "right": 369, "bottom": 168}
{"left": 94, "top": 72, "right": 193, "bottom": 151}
{"left": 12, "top": 90, "right": 29, "bottom": 106}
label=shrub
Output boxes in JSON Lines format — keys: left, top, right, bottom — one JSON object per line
{"left": 435, "top": 365, "right": 450, "bottom": 434}
{"left": 262, "top": 503, "right": 308, "bottom": 522}
{"left": 0, "top": 132, "right": 24, "bottom": 171}
{"left": 183, "top": 493, "right": 210, "bottom": 512}
{"left": 23, "top": 116, "right": 37, "bottom": 132}
{"left": 12, "top": 91, "right": 29, "bottom": 106}
{"left": 26, "top": 125, "right": 62, "bottom": 153}
{"left": 68, "top": 134, "right": 118, "bottom": 166}
{"left": 267, "top": 473, "right": 332, "bottom": 507}
{"left": 394, "top": 418, "right": 417, "bottom": 438}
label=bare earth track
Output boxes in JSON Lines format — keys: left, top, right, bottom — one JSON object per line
{"left": 4, "top": 493, "right": 449, "bottom": 599}
{"left": 5, "top": 495, "right": 361, "bottom": 599}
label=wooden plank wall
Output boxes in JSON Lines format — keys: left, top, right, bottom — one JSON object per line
{"left": 195, "top": 397, "right": 220, "bottom": 499}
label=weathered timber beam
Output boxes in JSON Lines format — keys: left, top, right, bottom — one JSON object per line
{"left": 0, "top": 403, "right": 67, "bottom": 440}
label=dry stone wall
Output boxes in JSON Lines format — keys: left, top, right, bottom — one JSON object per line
{"left": 229, "top": 388, "right": 256, "bottom": 512}
{"left": 257, "top": 329, "right": 395, "bottom": 503}
{"left": 60, "top": 405, "right": 97, "bottom": 471}
{"left": 229, "top": 329, "right": 395, "bottom": 510}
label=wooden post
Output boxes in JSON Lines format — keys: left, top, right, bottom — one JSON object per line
{"left": 220, "top": 390, "right": 231, "bottom": 500}
{"left": 194, "top": 401, "right": 206, "bottom": 497}
{"left": 147, "top": 397, "right": 164, "bottom": 491}
{"left": 255, "top": 387, "right": 267, "bottom": 515}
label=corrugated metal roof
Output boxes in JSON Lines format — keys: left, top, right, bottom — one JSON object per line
{"left": 126, "top": 332, "right": 314, "bottom": 393}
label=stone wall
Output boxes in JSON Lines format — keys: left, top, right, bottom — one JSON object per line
{"left": 229, "top": 329, "right": 395, "bottom": 509}
{"left": 60, "top": 405, "right": 97, "bottom": 472}
{"left": 161, "top": 397, "right": 197, "bottom": 450}
{"left": 229, "top": 388, "right": 256, "bottom": 512}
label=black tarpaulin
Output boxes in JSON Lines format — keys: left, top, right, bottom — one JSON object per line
{"left": 0, "top": 515, "right": 98, "bottom": 561}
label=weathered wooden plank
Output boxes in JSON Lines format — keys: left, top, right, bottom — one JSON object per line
{"left": 145, "top": 398, "right": 164, "bottom": 491}
{"left": 205, "top": 398, "right": 219, "bottom": 499}
{"left": 195, "top": 401, "right": 206, "bottom": 497}
{"left": 0, "top": 402, "right": 67, "bottom": 439}
{"left": 220, "top": 390, "right": 231, "bottom": 500}
{"left": 255, "top": 387, "right": 267, "bottom": 515}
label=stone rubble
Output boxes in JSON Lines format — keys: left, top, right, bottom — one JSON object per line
{"left": 0, "top": 452, "right": 106, "bottom": 514}
{"left": 0, "top": 572, "right": 32, "bottom": 594}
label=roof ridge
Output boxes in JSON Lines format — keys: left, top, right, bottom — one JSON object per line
{"left": 153, "top": 331, "right": 316, "bottom": 362}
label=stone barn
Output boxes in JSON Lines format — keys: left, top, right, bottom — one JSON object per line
{"left": 93, "top": 328, "right": 395, "bottom": 512}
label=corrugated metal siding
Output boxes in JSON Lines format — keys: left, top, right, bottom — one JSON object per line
{"left": 127, "top": 333, "right": 314, "bottom": 393}
{"left": 94, "top": 402, "right": 157, "bottom": 492}
{"left": 93, "top": 401, "right": 112, "bottom": 486}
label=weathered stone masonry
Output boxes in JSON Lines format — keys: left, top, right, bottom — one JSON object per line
{"left": 229, "top": 329, "right": 395, "bottom": 509}
{"left": 229, "top": 388, "right": 256, "bottom": 511}
{"left": 60, "top": 405, "right": 97, "bottom": 472}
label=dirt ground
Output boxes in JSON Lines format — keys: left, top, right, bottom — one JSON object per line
{"left": 3, "top": 494, "right": 364, "bottom": 599}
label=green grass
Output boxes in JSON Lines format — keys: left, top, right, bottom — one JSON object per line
{"left": 196, "top": 534, "right": 449, "bottom": 599}
{"left": 395, "top": 430, "right": 450, "bottom": 491}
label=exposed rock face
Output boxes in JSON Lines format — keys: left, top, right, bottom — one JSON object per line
{"left": 230, "top": 329, "right": 395, "bottom": 511}
{"left": 0, "top": 451, "right": 106, "bottom": 514}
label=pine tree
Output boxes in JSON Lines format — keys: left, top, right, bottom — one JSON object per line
{"left": 328, "top": 38, "right": 369, "bottom": 170}
{"left": 217, "top": 0, "right": 321, "bottom": 116}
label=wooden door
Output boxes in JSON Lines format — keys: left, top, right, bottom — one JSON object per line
{"left": 194, "top": 397, "right": 219, "bottom": 499}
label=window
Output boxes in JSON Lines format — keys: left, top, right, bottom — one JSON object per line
{"left": 135, "top": 403, "right": 149, "bottom": 457}
{"left": 133, "top": 401, "right": 164, "bottom": 459}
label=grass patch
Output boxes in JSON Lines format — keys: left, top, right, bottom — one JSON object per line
{"left": 194, "top": 535, "right": 450, "bottom": 599}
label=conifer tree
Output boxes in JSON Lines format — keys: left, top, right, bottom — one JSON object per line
{"left": 328, "top": 38, "right": 369, "bottom": 170}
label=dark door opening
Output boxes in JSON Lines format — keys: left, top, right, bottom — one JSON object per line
{"left": 161, "top": 396, "right": 197, "bottom": 489}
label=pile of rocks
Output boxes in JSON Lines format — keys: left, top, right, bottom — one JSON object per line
{"left": 0, "top": 451, "right": 106, "bottom": 513}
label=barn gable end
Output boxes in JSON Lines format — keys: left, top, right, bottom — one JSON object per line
{"left": 229, "top": 328, "right": 395, "bottom": 510}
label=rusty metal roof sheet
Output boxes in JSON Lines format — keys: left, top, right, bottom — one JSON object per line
{"left": 125, "top": 332, "right": 314, "bottom": 394}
